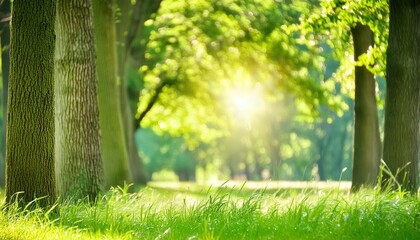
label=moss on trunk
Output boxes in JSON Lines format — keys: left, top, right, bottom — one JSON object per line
{"left": 6, "top": 0, "right": 57, "bottom": 207}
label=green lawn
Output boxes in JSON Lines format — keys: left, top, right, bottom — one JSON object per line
{"left": 0, "top": 181, "right": 419, "bottom": 239}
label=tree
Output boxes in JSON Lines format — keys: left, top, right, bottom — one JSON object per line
{"left": 0, "top": 0, "right": 10, "bottom": 188}
{"left": 382, "top": 0, "right": 420, "bottom": 192}
{"left": 132, "top": 0, "right": 333, "bottom": 182}
{"left": 350, "top": 24, "right": 381, "bottom": 191}
{"left": 115, "top": 0, "right": 162, "bottom": 185}
{"left": 5, "top": 0, "right": 56, "bottom": 207}
{"left": 93, "top": 0, "right": 131, "bottom": 187}
{"left": 299, "top": 0, "right": 387, "bottom": 188}
{"left": 55, "top": 0, "right": 104, "bottom": 200}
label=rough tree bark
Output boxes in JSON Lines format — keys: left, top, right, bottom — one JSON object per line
{"left": 55, "top": 0, "right": 104, "bottom": 200}
{"left": 383, "top": 0, "right": 420, "bottom": 192}
{"left": 350, "top": 23, "right": 381, "bottom": 191}
{"left": 93, "top": 0, "right": 131, "bottom": 187}
{"left": 6, "top": 0, "right": 56, "bottom": 207}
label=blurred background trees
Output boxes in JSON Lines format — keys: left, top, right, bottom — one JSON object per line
{"left": 1, "top": 0, "right": 418, "bottom": 193}
{"left": 129, "top": 0, "right": 379, "bottom": 183}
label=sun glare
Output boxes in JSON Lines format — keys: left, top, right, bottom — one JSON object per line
{"left": 226, "top": 85, "right": 265, "bottom": 122}
{"left": 231, "top": 91, "right": 253, "bottom": 114}
{"left": 223, "top": 69, "right": 267, "bottom": 126}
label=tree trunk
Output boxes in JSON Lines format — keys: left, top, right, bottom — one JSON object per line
{"left": 350, "top": 24, "right": 381, "bottom": 191}
{"left": 383, "top": 0, "right": 420, "bottom": 193}
{"left": 55, "top": 0, "right": 104, "bottom": 200}
{"left": 6, "top": 0, "right": 56, "bottom": 207}
{"left": 253, "top": 152, "right": 263, "bottom": 181}
{"left": 115, "top": 0, "right": 131, "bottom": 83}
{"left": 115, "top": 0, "right": 163, "bottom": 185}
{"left": 335, "top": 116, "right": 349, "bottom": 179}
{"left": 317, "top": 141, "right": 327, "bottom": 181}
{"left": 116, "top": 0, "right": 148, "bottom": 185}
{"left": 316, "top": 118, "right": 332, "bottom": 181}
{"left": 244, "top": 162, "right": 251, "bottom": 180}
{"left": 269, "top": 129, "right": 281, "bottom": 180}
{"left": 125, "top": 0, "right": 163, "bottom": 63}
{"left": 177, "top": 170, "right": 189, "bottom": 182}
{"left": 0, "top": 0, "right": 10, "bottom": 188}
{"left": 229, "top": 164, "right": 235, "bottom": 179}
{"left": 93, "top": 0, "right": 131, "bottom": 188}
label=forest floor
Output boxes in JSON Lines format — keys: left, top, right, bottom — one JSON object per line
{"left": 0, "top": 181, "right": 419, "bottom": 239}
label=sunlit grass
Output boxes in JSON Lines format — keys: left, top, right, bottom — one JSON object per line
{"left": 0, "top": 182, "right": 419, "bottom": 239}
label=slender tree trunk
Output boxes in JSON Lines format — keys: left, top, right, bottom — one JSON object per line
{"left": 244, "top": 162, "right": 251, "bottom": 181}
{"left": 335, "top": 117, "right": 349, "bottom": 179}
{"left": 317, "top": 141, "right": 327, "bottom": 180}
{"left": 6, "top": 0, "right": 56, "bottom": 207}
{"left": 125, "top": 0, "right": 162, "bottom": 62}
{"left": 316, "top": 118, "right": 332, "bottom": 181}
{"left": 115, "top": 0, "right": 162, "bottom": 185}
{"left": 0, "top": 0, "right": 10, "bottom": 188}
{"left": 269, "top": 141, "right": 281, "bottom": 180}
{"left": 269, "top": 119, "right": 281, "bottom": 180}
{"left": 55, "top": 0, "right": 104, "bottom": 200}
{"left": 115, "top": 0, "right": 131, "bottom": 83}
{"left": 253, "top": 151, "right": 263, "bottom": 180}
{"left": 122, "top": 75, "right": 148, "bottom": 184}
{"left": 229, "top": 164, "right": 235, "bottom": 179}
{"left": 350, "top": 24, "right": 381, "bottom": 191}
{"left": 383, "top": 0, "right": 420, "bottom": 192}
{"left": 116, "top": 0, "right": 148, "bottom": 185}
{"left": 177, "top": 170, "right": 189, "bottom": 182}
{"left": 93, "top": 0, "right": 131, "bottom": 187}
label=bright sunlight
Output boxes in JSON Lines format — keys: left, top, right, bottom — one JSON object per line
{"left": 226, "top": 84, "right": 266, "bottom": 130}
{"left": 225, "top": 70, "right": 266, "bottom": 123}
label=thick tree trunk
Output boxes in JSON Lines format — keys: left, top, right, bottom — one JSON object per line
{"left": 383, "top": 0, "right": 420, "bottom": 192}
{"left": 0, "top": 0, "right": 10, "bottom": 188}
{"left": 351, "top": 24, "right": 381, "bottom": 191}
{"left": 6, "top": 0, "right": 56, "bottom": 207}
{"left": 55, "top": 0, "right": 104, "bottom": 200}
{"left": 93, "top": 0, "right": 131, "bottom": 188}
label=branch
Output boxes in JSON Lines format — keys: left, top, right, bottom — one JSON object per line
{"left": 137, "top": 79, "right": 168, "bottom": 127}
{"left": 125, "top": 0, "right": 162, "bottom": 57}
{"left": 0, "top": 13, "right": 10, "bottom": 23}
{"left": 0, "top": 0, "right": 10, "bottom": 23}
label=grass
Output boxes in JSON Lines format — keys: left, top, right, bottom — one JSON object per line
{"left": 0, "top": 181, "right": 419, "bottom": 239}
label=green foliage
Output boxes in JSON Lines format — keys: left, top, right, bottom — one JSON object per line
{"left": 125, "top": 0, "right": 389, "bottom": 182}
{"left": 1, "top": 183, "right": 420, "bottom": 239}
{"left": 138, "top": 0, "right": 336, "bottom": 146}
{"left": 298, "top": 0, "right": 388, "bottom": 77}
